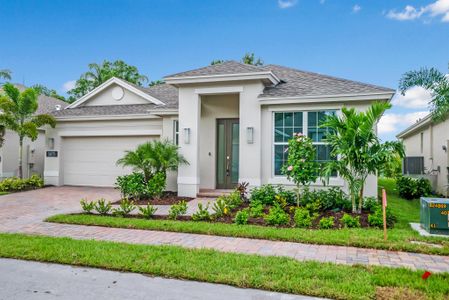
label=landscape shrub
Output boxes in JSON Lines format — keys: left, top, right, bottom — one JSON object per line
{"left": 234, "top": 209, "right": 249, "bottom": 225}
{"left": 0, "top": 175, "right": 44, "bottom": 192}
{"left": 368, "top": 206, "right": 397, "bottom": 228}
{"left": 250, "top": 185, "right": 297, "bottom": 206}
{"left": 212, "top": 197, "right": 228, "bottom": 218}
{"left": 168, "top": 200, "right": 188, "bottom": 220}
{"left": 396, "top": 176, "right": 432, "bottom": 200}
{"left": 220, "top": 191, "right": 243, "bottom": 210}
{"left": 80, "top": 198, "right": 95, "bottom": 213}
{"left": 138, "top": 203, "right": 158, "bottom": 219}
{"left": 94, "top": 198, "right": 112, "bottom": 215}
{"left": 115, "top": 171, "right": 166, "bottom": 200}
{"left": 236, "top": 182, "right": 249, "bottom": 202}
{"left": 112, "top": 198, "right": 136, "bottom": 217}
{"left": 264, "top": 204, "right": 290, "bottom": 226}
{"left": 249, "top": 200, "right": 264, "bottom": 218}
{"left": 362, "top": 197, "right": 379, "bottom": 212}
{"left": 293, "top": 207, "right": 313, "bottom": 228}
{"left": 340, "top": 213, "right": 361, "bottom": 228}
{"left": 319, "top": 216, "right": 335, "bottom": 229}
{"left": 192, "top": 203, "right": 211, "bottom": 221}
{"left": 300, "top": 187, "right": 351, "bottom": 212}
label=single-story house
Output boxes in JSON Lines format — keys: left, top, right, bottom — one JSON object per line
{"left": 0, "top": 84, "right": 68, "bottom": 179}
{"left": 396, "top": 114, "right": 449, "bottom": 196}
{"left": 44, "top": 61, "right": 395, "bottom": 197}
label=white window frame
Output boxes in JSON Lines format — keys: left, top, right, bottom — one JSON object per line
{"left": 173, "top": 120, "right": 179, "bottom": 145}
{"left": 271, "top": 109, "right": 343, "bottom": 186}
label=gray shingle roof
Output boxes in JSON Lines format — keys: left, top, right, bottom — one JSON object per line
{"left": 129, "top": 83, "right": 178, "bottom": 109}
{"left": 52, "top": 104, "right": 160, "bottom": 117}
{"left": 2, "top": 83, "right": 69, "bottom": 114}
{"left": 259, "top": 65, "right": 394, "bottom": 98}
{"left": 164, "top": 60, "right": 266, "bottom": 78}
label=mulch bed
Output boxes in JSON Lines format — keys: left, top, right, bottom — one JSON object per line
{"left": 112, "top": 191, "right": 193, "bottom": 205}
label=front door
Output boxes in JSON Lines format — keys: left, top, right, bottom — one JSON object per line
{"left": 216, "top": 119, "right": 239, "bottom": 189}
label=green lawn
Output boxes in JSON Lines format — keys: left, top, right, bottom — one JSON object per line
{"left": 47, "top": 178, "right": 449, "bottom": 255}
{"left": 0, "top": 191, "right": 9, "bottom": 196}
{"left": 0, "top": 233, "right": 448, "bottom": 300}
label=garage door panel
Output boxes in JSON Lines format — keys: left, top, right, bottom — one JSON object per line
{"left": 62, "top": 136, "right": 156, "bottom": 186}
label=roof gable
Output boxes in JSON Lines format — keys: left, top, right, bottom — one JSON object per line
{"left": 164, "top": 60, "right": 265, "bottom": 78}
{"left": 67, "top": 77, "right": 165, "bottom": 109}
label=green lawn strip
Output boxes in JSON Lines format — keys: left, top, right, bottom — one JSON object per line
{"left": 0, "top": 233, "right": 448, "bottom": 300}
{"left": 46, "top": 213, "right": 449, "bottom": 256}
{"left": 0, "top": 192, "right": 8, "bottom": 196}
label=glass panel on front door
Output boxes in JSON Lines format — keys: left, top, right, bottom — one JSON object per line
{"left": 216, "top": 119, "right": 239, "bottom": 189}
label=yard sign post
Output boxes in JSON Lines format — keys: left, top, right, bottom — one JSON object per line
{"left": 382, "top": 188, "right": 387, "bottom": 241}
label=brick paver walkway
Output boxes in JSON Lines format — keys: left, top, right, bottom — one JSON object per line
{"left": 1, "top": 187, "right": 449, "bottom": 273}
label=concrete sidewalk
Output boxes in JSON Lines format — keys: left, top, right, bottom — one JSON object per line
{"left": 0, "top": 258, "right": 320, "bottom": 300}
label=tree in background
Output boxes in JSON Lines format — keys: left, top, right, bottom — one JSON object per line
{"left": 31, "top": 84, "right": 66, "bottom": 101}
{"left": 399, "top": 63, "right": 449, "bottom": 122}
{"left": 210, "top": 53, "right": 264, "bottom": 66}
{"left": 67, "top": 60, "right": 149, "bottom": 101}
{"left": 149, "top": 80, "right": 164, "bottom": 87}
{"left": 0, "top": 83, "right": 56, "bottom": 178}
{"left": 321, "top": 102, "right": 405, "bottom": 213}
{"left": 0, "top": 69, "right": 12, "bottom": 82}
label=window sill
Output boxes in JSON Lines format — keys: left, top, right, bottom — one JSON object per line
{"left": 268, "top": 176, "right": 344, "bottom": 187}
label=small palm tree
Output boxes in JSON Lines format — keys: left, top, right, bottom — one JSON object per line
{"left": 0, "top": 69, "right": 12, "bottom": 81}
{"left": 322, "top": 102, "right": 404, "bottom": 213}
{"left": 0, "top": 83, "right": 56, "bottom": 178}
{"left": 399, "top": 64, "right": 449, "bottom": 121}
{"left": 117, "top": 139, "right": 188, "bottom": 183}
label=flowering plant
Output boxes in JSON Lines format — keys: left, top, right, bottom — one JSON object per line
{"left": 281, "top": 133, "right": 319, "bottom": 188}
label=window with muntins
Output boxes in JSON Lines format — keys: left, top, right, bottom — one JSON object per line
{"left": 273, "top": 110, "right": 337, "bottom": 176}
{"left": 173, "top": 120, "right": 179, "bottom": 145}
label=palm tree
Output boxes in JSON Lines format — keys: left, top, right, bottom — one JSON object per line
{"left": 117, "top": 139, "right": 188, "bottom": 183}
{"left": 399, "top": 64, "right": 449, "bottom": 121}
{"left": 0, "top": 69, "right": 12, "bottom": 81}
{"left": 0, "top": 83, "right": 56, "bottom": 178}
{"left": 321, "top": 102, "right": 404, "bottom": 213}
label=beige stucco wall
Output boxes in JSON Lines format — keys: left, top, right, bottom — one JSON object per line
{"left": 1, "top": 129, "right": 45, "bottom": 179}
{"left": 83, "top": 83, "right": 150, "bottom": 106}
{"left": 402, "top": 119, "right": 449, "bottom": 195}
{"left": 199, "top": 94, "right": 239, "bottom": 189}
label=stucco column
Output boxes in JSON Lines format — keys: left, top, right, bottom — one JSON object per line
{"left": 238, "top": 82, "right": 265, "bottom": 188}
{"left": 177, "top": 88, "right": 201, "bottom": 197}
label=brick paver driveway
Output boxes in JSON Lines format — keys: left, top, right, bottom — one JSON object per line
{"left": 1, "top": 187, "right": 449, "bottom": 273}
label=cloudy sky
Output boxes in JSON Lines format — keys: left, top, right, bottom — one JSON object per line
{"left": 1, "top": 0, "right": 448, "bottom": 141}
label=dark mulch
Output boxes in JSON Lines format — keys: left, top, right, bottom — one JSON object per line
{"left": 112, "top": 191, "right": 193, "bottom": 205}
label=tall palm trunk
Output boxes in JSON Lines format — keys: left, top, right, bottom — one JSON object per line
{"left": 18, "top": 136, "right": 24, "bottom": 179}
{"left": 358, "top": 185, "right": 364, "bottom": 214}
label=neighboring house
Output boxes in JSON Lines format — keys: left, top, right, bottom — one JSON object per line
{"left": 396, "top": 114, "right": 449, "bottom": 196}
{"left": 0, "top": 84, "right": 68, "bottom": 179}
{"left": 44, "top": 61, "right": 394, "bottom": 197}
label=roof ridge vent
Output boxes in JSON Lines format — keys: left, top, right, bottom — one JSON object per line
{"left": 55, "top": 104, "right": 62, "bottom": 111}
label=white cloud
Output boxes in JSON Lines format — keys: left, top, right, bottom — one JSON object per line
{"left": 391, "top": 86, "right": 433, "bottom": 109}
{"left": 378, "top": 111, "right": 429, "bottom": 134}
{"left": 352, "top": 4, "right": 361, "bottom": 13}
{"left": 386, "top": 0, "right": 449, "bottom": 22}
{"left": 278, "top": 0, "right": 298, "bottom": 9}
{"left": 62, "top": 80, "right": 76, "bottom": 92}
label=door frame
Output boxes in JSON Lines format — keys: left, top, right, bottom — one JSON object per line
{"left": 216, "top": 118, "right": 239, "bottom": 189}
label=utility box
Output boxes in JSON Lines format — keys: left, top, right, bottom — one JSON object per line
{"left": 420, "top": 197, "right": 449, "bottom": 235}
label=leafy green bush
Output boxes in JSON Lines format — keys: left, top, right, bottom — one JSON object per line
{"left": 116, "top": 172, "right": 166, "bottom": 200}
{"left": 168, "top": 200, "right": 188, "bottom": 220}
{"left": 0, "top": 175, "right": 44, "bottom": 192}
{"left": 340, "top": 213, "right": 361, "bottom": 228}
{"left": 234, "top": 209, "right": 249, "bottom": 225}
{"left": 112, "top": 198, "right": 136, "bottom": 217}
{"left": 250, "top": 185, "right": 297, "bottom": 206}
{"left": 95, "top": 198, "right": 112, "bottom": 215}
{"left": 192, "top": 203, "right": 211, "bottom": 221}
{"left": 264, "top": 204, "right": 290, "bottom": 226}
{"left": 319, "top": 216, "right": 335, "bottom": 229}
{"left": 80, "top": 198, "right": 95, "bottom": 213}
{"left": 396, "top": 176, "right": 432, "bottom": 200}
{"left": 368, "top": 206, "right": 397, "bottom": 228}
{"left": 362, "top": 197, "right": 379, "bottom": 212}
{"left": 300, "top": 187, "right": 351, "bottom": 212}
{"left": 138, "top": 203, "right": 158, "bottom": 219}
{"left": 249, "top": 200, "right": 264, "bottom": 218}
{"left": 212, "top": 197, "right": 229, "bottom": 218}
{"left": 294, "top": 207, "right": 313, "bottom": 228}
{"left": 220, "top": 191, "right": 243, "bottom": 210}
{"left": 146, "top": 172, "right": 166, "bottom": 198}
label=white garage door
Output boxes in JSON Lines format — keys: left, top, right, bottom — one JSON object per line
{"left": 62, "top": 136, "right": 157, "bottom": 186}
